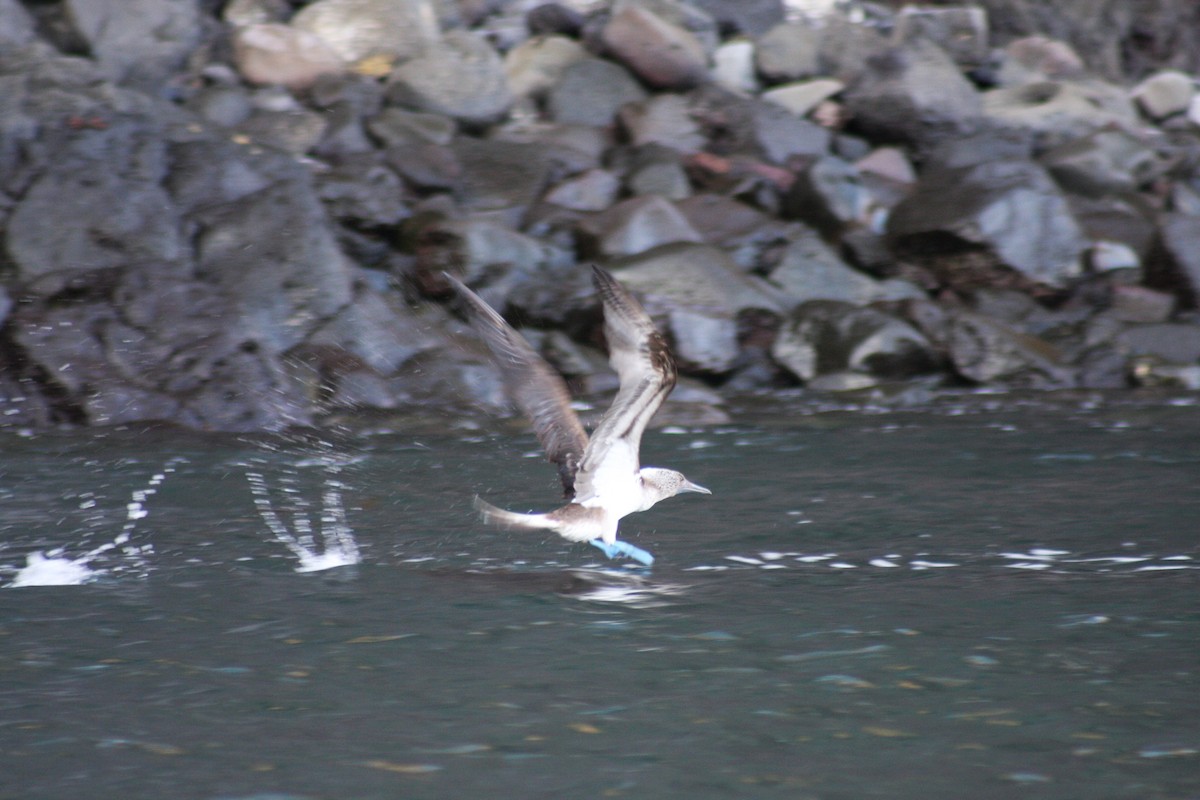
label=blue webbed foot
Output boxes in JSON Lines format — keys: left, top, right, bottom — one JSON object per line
{"left": 589, "top": 538, "right": 654, "bottom": 566}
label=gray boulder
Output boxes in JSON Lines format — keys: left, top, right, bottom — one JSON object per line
{"left": 888, "top": 159, "right": 1088, "bottom": 288}
{"left": 768, "top": 227, "right": 926, "bottom": 307}
{"left": 607, "top": 243, "right": 783, "bottom": 372}
{"left": 449, "top": 136, "right": 557, "bottom": 223}
{"left": 63, "top": 0, "right": 201, "bottom": 85}
{"left": 982, "top": 79, "right": 1138, "bottom": 151}
{"left": 1155, "top": 213, "right": 1200, "bottom": 306}
{"left": 784, "top": 155, "right": 870, "bottom": 235}
{"left": 771, "top": 301, "right": 937, "bottom": 382}
{"left": 601, "top": 5, "right": 709, "bottom": 90}
{"left": 686, "top": 86, "right": 830, "bottom": 164}
{"left": 754, "top": 21, "right": 822, "bottom": 83}
{"left": 1118, "top": 324, "right": 1200, "bottom": 365}
{"left": 0, "top": 0, "right": 36, "bottom": 48}
{"left": 947, "top": 312, "right": 1075, "bottom": 388}
{"left": 1039, "top": 128, "right": 1160, "bottom": 196}
{"left": 892, "top": 5, "right": 989, "bottom": 67}
{"left": 843, "top": 38, "right": 982, "bottom": 144}
{"left": 546, "top": 58, "right": 647, "bottom": 127}
{"left": 387, "top": 31, "right": 513, "bottom": 127}
{"left": 576, "top": 196, "right": 704, "bottom": 259}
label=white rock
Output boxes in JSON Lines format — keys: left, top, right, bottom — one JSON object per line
{"left": 233, "top": 23, "right": 345, "bottom": 89}
{"left": 761, "top": 78, "right": 845, "bottom": 117}
{"left": 711, "top": 40, "right": 758, "bottom": 94}
{"left": 504, "top": 35, "right": 588, "bottom": 99}
{"left": 291, "top": 0, "right": 439, "bottom": 65}
{"left": 1132, "top": 70, "right": 1196, "bottom": 120}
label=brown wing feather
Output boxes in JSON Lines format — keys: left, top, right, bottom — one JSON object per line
{"left": 446, "top": 273, "right": 589, "bottom": 498}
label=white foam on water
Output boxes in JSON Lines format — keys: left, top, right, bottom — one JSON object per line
{"left": 6, "top": 457, "right": 184, "bottom": 588}
{"left": 245, "top": 454, "right": 361, "bottom": 574}
{"left": 10, "top": 550, "right": 97, "bottom": 587}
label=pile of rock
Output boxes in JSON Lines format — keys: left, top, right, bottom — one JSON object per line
{"left": 0, "top": 0, "right": 1198, "bottom": 431}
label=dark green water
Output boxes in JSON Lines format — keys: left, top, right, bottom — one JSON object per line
{"left": 1, "top": 396, "right": 1197, "bottom": 799}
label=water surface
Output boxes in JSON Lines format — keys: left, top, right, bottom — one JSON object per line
{"left": 1, "top": 396, "right": 1197, "bottom": 799}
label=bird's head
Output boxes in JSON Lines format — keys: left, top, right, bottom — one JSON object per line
{"left": 639, "top": 467, "right": 711, "bottom": 509}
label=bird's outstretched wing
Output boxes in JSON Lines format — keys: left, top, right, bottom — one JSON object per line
{"left": 446, "top": 273, "right": 589, "bottom": 498}
{"left": 574, "top": 266, "right": 677, "bottom": 501}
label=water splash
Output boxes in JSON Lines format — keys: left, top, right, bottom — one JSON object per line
{"left": 244, "top": 453, "right": 360, "bottom": 573}
{"left": 6, "top": 457, "right": 184, "bottom": 588}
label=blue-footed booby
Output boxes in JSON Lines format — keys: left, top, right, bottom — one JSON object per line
{"left": 446, "top": 266, "right": 711, "bottom": 566}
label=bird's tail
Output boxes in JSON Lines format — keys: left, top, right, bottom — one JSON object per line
{"left": 472, "top": 496, "right": 558, "bottom": 531}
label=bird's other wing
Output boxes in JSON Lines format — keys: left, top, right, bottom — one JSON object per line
{"left": 574, "top": 266, "right": 677, "bottom": 500}
{"left": 446, "top": 273, "right": 589, "bottom": 498}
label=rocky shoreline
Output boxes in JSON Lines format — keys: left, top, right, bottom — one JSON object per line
{"left": 1, "top": 0, "right": 1198, "bottom": 432}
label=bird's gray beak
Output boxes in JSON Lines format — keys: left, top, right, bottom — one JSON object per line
{"left": 681, "top": 480, "right": 711, "bottom": 495}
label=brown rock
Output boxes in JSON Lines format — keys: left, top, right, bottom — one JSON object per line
{"left": 600, "top": 6, "right": 709, "bottom": 90}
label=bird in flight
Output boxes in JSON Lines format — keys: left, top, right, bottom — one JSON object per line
{"left": 446, "top": 266, "right": 711, "bottom": 565}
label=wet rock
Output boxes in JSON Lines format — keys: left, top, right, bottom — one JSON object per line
{"left": 1069, "top": 195, "right": 1157, "bottom": 264}
{"left": 1040, "top": 128, "right": 1159, "bottom": 196}
{"left": 754, "top": 21, "right": 822, "bottom": 83}
{"left": 315, "top": 156, "right": 409, "bottom": 226}
{"left": 0, "top": 0, "right": 36, "bottom": 48}
{"left": 304, "top": 286, "right": 436, "bottom": 377}
{"left": 626, "top": 155, "right": 691, "bottom": 200}
{"left": 855, "top": 146, "right": 917, "bottom": 185}
{"left": 387, "top": 30, "right": 513, "bottom": 127}
{"left": 1129, "top": 357, "right": 1200, "bottom": 390}
{"left": 576, "top": 195, "right": 703, "bottom": 258}
{"left": 236, "top": 107, "right": 328, "bottom": 154}
{"left": 543, "top": 168, "right": 621, "bottom": 212}
{"left": 504, "top": 34, "right": 588, "bottom": 100}
{"left": 982, "top": 79, "right": 1138, "bottom": 151}
{"left": 413, "top": 217, "right": 567, "bottom": 287}
{"left": 450, "top": 136, "right": 555, "bottom": 223}
{"left": 768, "top": 227, "right": 925, "bottom": 307}
{"left": 711, "top": 40, "right": 758, "bottom": 94}
{"left": 291, "top": 0, "right": 439, "bottom": 66}
{"left": 843, "top": 38, "right": 982, "bottom": 144}
{"left": 892, "top": 5, "right": 989, "bottom": 68}
{"left": 601, "top": 5, "right": 709, "bottom": 91}
{"left": 186, "top": 85, "right": 254, "bottom": 128}
{"left": 888, "top": 159, "right": 1088, "bottom": 288}
{"left": 784, "top": 155, "right": 869, "bottom": 235}
{"left": 232, "top": 23, "right": 346, "bottom": 89}
{"left": 6, "top": 129, "right": 185, "bottom": 283}
{"left": 193, "top": 179, "right": 354, "bottom": 355}
{"left": 63, "top": 0, "right": 200, "bottom": 85}
{"left": 947, "top": 312, "right": 1075, "bottom": 388}
{"left": 368, "top": 107, "right": 456, "bottom": 147}
{"left": 1118, "top": 323, "right": 1200, "bottom": 365}
{"left": 1155, "top": 212, "right": 1200, "bottom": 305}
{"left": 526, "top": 3, "right": 585, "bottom": 37}
{"left": 1110, "top": 285, "right": 1175, "bottom": 324}
{"left": 687, "top": 86, "right": 830, "bottom": 164}
{"left": 546, "top": 57, "right": 648, "bottom": 127}
{"left": 1131, "top": 70, "right": 1196, "bottom": 120}
{"left": 691, "top": 0, "right": 784, "bottom": 38}
{"left": 618, "top": 95, "right": 706, "bottom": 152}
{"left": 815, "top": 16, "right": 891, "bottom": 84}
{"left": 223, "top": 0, "right": 289, "bottom": 27}
{"left": 994, "top": 35, "right": 1086, "bottom": 86}
{"left": 772, "top": 301, "right": 936, "bottom": 382}
{"left": 675, "top": 193, "right": 795, "bottom": 269}
{"left": 761, "top": 79, "right": 845, "bottom": 118}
